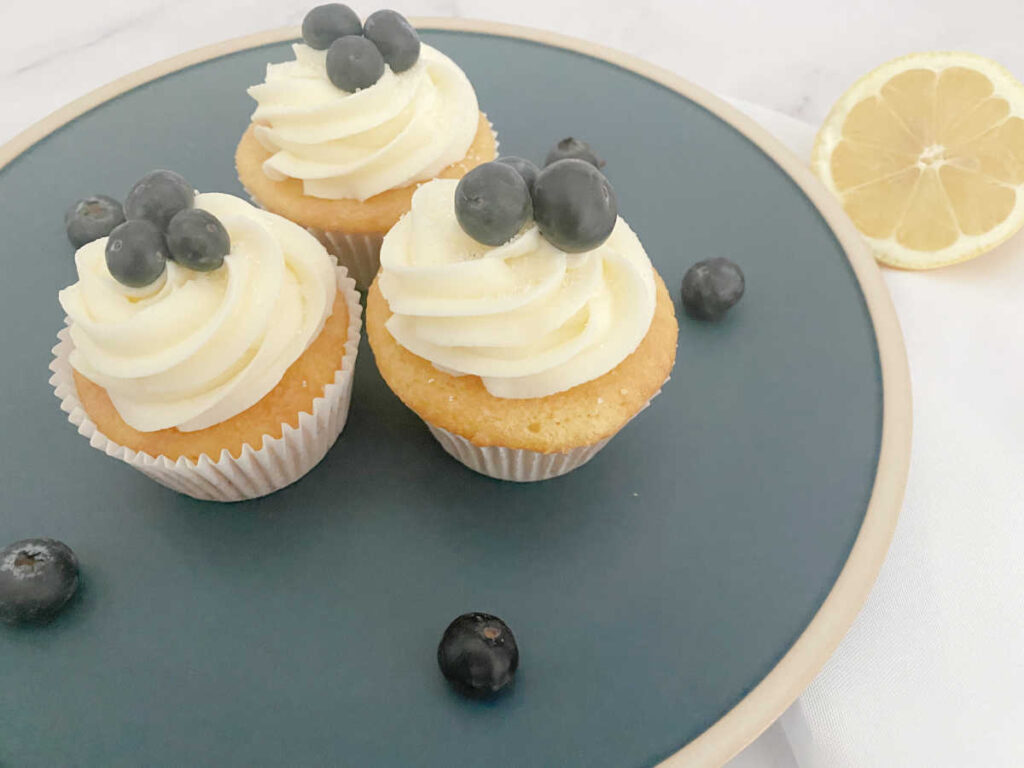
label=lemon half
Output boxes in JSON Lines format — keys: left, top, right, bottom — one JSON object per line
{"left": 812, "top": 52, "right": 1024, "bottom": 269}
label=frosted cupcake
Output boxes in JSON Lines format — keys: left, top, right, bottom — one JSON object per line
{"left": 51, "top": 171, "right": 361, "bottom": 501}
{"left": 366, "top": 147, "right": 678, "bottom": 481}
{"left": 236, "top": 5, "right": 497, "bottom": 288}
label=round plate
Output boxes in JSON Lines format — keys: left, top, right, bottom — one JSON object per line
{"left": 0, "top": 21, "right": 910, "bottom": 768}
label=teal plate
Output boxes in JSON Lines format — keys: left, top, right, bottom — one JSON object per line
{"left": 0, "top": 23, "right": 909, "bottom": 768}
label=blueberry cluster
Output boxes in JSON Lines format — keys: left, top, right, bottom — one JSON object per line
{"left": 302, "top": 5, "right": 420, "bottom": 92}
{"left": 455, "top": 137, "right": 617, "bottom": 253}
{"left": 65, "top": 170, "right": 231, "bottom": 288}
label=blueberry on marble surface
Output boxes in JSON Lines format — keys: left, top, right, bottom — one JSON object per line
{"left": 166, "top": 209, "right": 230, "bottom": 272}
{"left": 105, "top": 219, "right": 168, "bottom": 288}
{"left": 64, "top": 195, "right": 125, "bottom": 248}
{"left": 0, "top": 539, "right": 79, "bottom": 625}
{"left": 495, "top": 156, "right": 541, "bottom": 194}
{"left": 532, "top": 159, "right": 617, "bottom": 253}
{"left": 455, "top": 162, "right": 533, "bottom": 246}
{"left": 681, "top": 257, "right": 745, "bottom": 321}
{"left": 302, "top": 3, "right": 362, "bottom": 50}
{"left": 124, "top": 170, "right": 194, "bottom": 231}
{"left": 544, "top": 137, "right": 605, "bottom": 169}
{"left": 437, "top": 613, "right": 519, "bottom": 696}
{"left": 363, "top": 9, "right": 420, "bottom": 73}
{"left": 327, "top": 35, "right": 386, "bottom": 91}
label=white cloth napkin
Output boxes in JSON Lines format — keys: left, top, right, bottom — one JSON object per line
{"left": 727, "top": 100, "right": 1024, "bottom": 768}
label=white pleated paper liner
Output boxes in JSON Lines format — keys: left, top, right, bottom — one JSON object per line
{"left": 426, "top": 424, "right": 612, "bottom": 482}
{"left": 307, "top": 229, "right": 383, "bottom": 291}
{"left": 49, "top": 267, "right": 362, "bottom": 502}
{"left": 424, "top": 386, "right": 662, "bottom": 482}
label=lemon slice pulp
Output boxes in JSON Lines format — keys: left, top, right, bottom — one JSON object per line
{"left": 813, "top": 52, "right": 1024, "bottom": 268}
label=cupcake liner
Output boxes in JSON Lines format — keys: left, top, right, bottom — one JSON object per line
{"left": 424, "top": 386, "right": 662, "bottom": 482}
{"left": 425, "top": 424, "right": 613, "bottom": 482}
{"left": 307, "top": 228, "right": 384, "bottom": 290}
{"left": 49, "top": 268, "right": 363, "bottom": 502}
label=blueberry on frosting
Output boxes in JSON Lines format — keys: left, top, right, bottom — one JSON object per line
{"left": 363, "top": 10, "right": 420, "bottom": 73}
{"left": 455, "top": 162, "right": 533, "bottom": 246}
{"left": 105, "top": 219, "right": 169, "bottom": 288}
{"left": 307, "top": 6, "right": 421, "bottom": 92}
{"left": 455, "top": 144, "right": 617, "bottom": 253}
{"left": 68, "top": 170, "right": 233, "bottom": 287}
{"left": 532, "top": 159, "right": 617, "bottom": 253}
{"left": 495, "top": 156, "right": 541, "bottom": 194}
{"left": 301, "top": 3, "right": 362, "bottom": 50}
{"left": 166, "top": 209, "right": 231, "bottom": 272}
{"left": 326, "top": 35, "right": 386, "bottom": 92}
{"left": 124, "top": 170, "right": 194, "bottom": 231}
{"left": 65, "top": 195, "right": 125, "bottom": 248}
{"left": 544, "top": 137, "right": 605, "bottom": 169}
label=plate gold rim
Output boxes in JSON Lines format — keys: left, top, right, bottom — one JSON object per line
{"left": 0, "top": 19, "right": 912, "bottom": 767}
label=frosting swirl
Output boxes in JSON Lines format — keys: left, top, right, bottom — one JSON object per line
{"left": 378, "top": 180, "right": 657, "bottom": 399}
{"left": 58, "top": 193, "right": 337, "bottom": 432}
{"left": 247, "top": 43, "right": 479, "bottom": 201}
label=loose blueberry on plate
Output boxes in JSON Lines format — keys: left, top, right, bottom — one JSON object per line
{"left": 302, "top": 3, "right": 362, "bottom": 50}
{"left": 544, "top": 137, "right": 605, "bottom": 168}
{"left": 362, "top": 9, "right": 420, "bottom": 73}
{"left": 681, "top": 257, "right": 745, "bottom": 321}
{"left": 327, "top": 35, "right": 386, "bottom": 91}
{"left": 437, "top": 613, "right": 519, "bottom": 696}
{"left": 455, "top": 162, "right": 533, "bottom": 246}
{"left": 0, "top": 539, "right": 80, "bottom": 625}
{"left": 124, "top": 170, "right": 194, "bottom": 230}
{"left": 166, "top": 209, "right": 230, "bottom": 272}
{"left": 64, "top": 195, "right": 125, "bottom": 248}
{"left": 532, "top": 159, "right": 617, "bottom": 252}
{"left": 495, "top": 156, "right": 541, "bottom": 194}
{"left": 105, "top": 219, "right": 168, "bottom": 288}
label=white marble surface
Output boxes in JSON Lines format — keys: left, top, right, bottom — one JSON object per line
{"left": 4, "top": 2, "right": 1023, "bottom": 767}
{"left": 5, "top": 0, "right": 1024, "bottom": 146}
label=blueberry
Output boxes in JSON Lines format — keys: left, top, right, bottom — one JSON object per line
{"left": 681, "top": 258, "right": 745, "bottom": 321}
{"left": 105, "top": 219, "right": 168, "bottom": 288}
{"left": 326, "top": 35, "right": 385, "bottom": 91}
{"left": 363, "top": 9, "right": 420, "bottom": 73}
{"left": 544, "top": 137, "right": 605, "bottom": 169}
{"left": 166, "top": 209, "right": 230, "bottom": 272}
{"left": 495, "top": 156, "right": 541, "bottom": 194}
{"left": 455, "top": 162, "right": 533, "bottom": 246}
{"left": 301, "top": 3, "right": 361, "bottom": 50}
{"left": 64, "top": 195, "right": 125, "bottom": 248}
{"left": 437, "top": 613, "right": 519, "bottom": 696}
{"left": 124, "top": 170, "right": 194, "bottom": 231}
{"left": 532, "top": 159, "right": 617, "bottom": 253}
{"left": 0, "top": 539, "right": 79, "bottom": 625}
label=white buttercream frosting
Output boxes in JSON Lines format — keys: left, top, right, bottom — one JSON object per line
{"left": 58, "top": 193, "right": 338, "bottom": 432}
{"left": 378, "top": 180, "right": 657, "bottom": 399}
{"left": 247, "top": 43, "right": 479, "bottom": 201}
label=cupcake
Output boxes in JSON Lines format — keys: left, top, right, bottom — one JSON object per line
{"left": 366, "top": 147, "right": 678, "bottom": 481}
{"left": 51, "top": 171, "right": 361, "bottom": 501}
{"left": 236, "top": 5, "right": 497, "bottom": 288}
